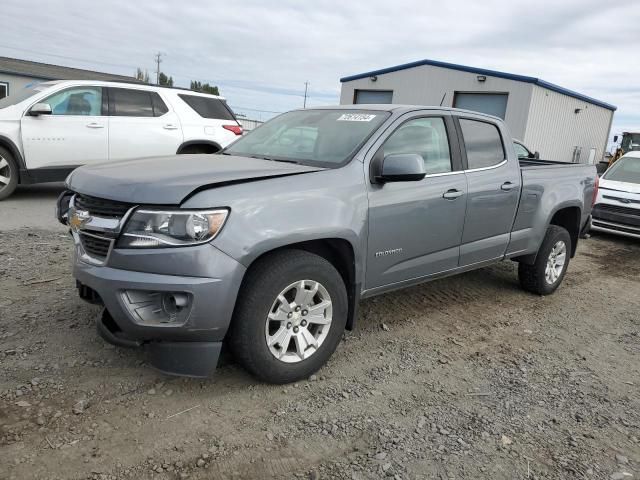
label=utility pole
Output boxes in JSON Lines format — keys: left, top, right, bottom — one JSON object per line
{"left": 154, "top": 52, "right": 163, "bottom": 85}
{"left": 303, "top": 81, "right": 309, "bottom": 108}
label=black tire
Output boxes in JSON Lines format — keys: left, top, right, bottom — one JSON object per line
{"left": 229, "top": 249, "right": 348, "bottom": 384}
{"left": 518, "top": 225, "right": 572, "bottom": 295}
{"left": 0, "top": 147, "right": 18, "bottom": 201}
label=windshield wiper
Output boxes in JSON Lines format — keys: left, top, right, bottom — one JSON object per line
{"left": 248, "top": 155, "right": 299, "bottom": 164}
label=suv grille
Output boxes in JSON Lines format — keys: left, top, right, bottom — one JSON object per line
{"left": 74, "top": 194, "right": 131, "bottom": 218}
{"left": 79, "top": 233, "right": 112, "bottom": 259}
{"left": 593, "top": 203, "right": 639, "bottom": 217}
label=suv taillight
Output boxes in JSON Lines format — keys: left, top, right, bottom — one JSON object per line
{"left": 592, "top": 175, "right": 599, "bottom": 207}
{"left": 223, "top": 124, "right": 243, "bottom": 136}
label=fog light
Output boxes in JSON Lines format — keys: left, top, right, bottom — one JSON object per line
{"left": 121, "top": 290, "right": 192, "bottom": 326}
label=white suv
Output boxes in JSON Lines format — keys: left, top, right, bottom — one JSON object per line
{"left": 0, "top": 80, "right": 243, "bottom": 199}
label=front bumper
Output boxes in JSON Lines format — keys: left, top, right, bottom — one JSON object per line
{"left": 73, "top": 242, "right": 246, "bottom": 377}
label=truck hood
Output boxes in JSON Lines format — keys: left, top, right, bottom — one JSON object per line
{"left": 66, "top": 154, "right": 327, "bottom": 205}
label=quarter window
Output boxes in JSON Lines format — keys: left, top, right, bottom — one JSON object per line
{"left": 110, "top": 88, "right": 155, "bottom": 117}
{"left": 43, "top": 86, "right": 103, "bottom": 116}
{"left": 513, "top": 142, "right": 530, "bottom": 159}
{"left": 178, "top": 94, "right": 236, "bottom": 120}
{"left": 459, "top": 119, "right": 505, "bottom": 169}
{"left": 382, "top": 117, "right": 452, "bottom": 175}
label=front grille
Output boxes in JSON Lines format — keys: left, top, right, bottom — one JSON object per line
{"left": 79, "top": 233, "right": 112, "bottom": 259}
{"left": 593, "top": 203, "right": 640, "bottom": 217}
{"left": 74, "top": 194, "right": 131, "bottom": 218}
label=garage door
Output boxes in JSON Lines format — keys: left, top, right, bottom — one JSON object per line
{"left": 454, "top": 93, "right": 508, "bottom": 119}
{"left": 354, "top": 89, "right": 393, "bottom": 104}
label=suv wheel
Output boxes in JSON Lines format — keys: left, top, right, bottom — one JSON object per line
{"left": 518, "top": 225, "right": 572, "bottom": 295}
{"left": 229, "top": 250, "right": 348, "bottom": 384}
{"left": 0, "top": 147, "right": 18, "bottom": 200}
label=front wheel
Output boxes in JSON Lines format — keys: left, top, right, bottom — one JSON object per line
{"left": 518, "top": 225, "right": 572, "bottom": 295}
{"left": 0, "top": 147, "right": 19, "bottom": 200}
{"left": 229, "top": 250, "right": 348, "bottom": 384}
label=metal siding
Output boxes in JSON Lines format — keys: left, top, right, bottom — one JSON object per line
{"left": 524, "top": 85, "right": 613, "bottom": 163}
{"left": 340, "top": 65, "right": 533, "bottom": 139}
{"left": 0, "top": 73, "right": 46, "bottom": 98}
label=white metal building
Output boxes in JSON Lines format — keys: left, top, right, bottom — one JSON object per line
{"left": 340, "top": 59, "right": 616, "bottom": 163}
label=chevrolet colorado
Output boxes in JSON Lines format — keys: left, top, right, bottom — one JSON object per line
{"left": 57, "top": 105, "right": 598, "bottom": 383}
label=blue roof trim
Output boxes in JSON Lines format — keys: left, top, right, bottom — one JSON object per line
{"left": 339, "top": 59, "right": 617, "bottom": 111}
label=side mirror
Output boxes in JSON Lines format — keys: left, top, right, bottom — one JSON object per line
{"left": 29, "top": 103, "right": 52, "bottom": 116}
{"left": 533, "top": 151, "right": 540, "bottom": 159}
{"left": 374, "top": 153, "right": 426, "bottom": 183}
{"left": 613, "top": 135, "right": 618, "bottom": 143}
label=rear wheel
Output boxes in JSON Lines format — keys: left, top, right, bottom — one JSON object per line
{"left": 229, "top": 250, "right": 348, "bottom": 384}
{"left": 518, "top": 225, "right": 572, "bottom": 295}
{"left": 0, "top": 147, "right": 18, "bottom": 200}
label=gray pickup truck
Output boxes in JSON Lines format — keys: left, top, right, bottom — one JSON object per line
{"left": 57, "top": 105, "right": 597, "bottom": 383}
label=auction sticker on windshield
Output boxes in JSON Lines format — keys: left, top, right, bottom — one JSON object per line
{"left": 337, "top": 113, "right": 377, "bottom": 122}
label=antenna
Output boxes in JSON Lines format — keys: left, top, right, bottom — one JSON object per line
{"left": 439, "top": 92, "right": 447, "bottom": 107}
{"left": 154, "top": 52, "right": 164, "bottom": 85}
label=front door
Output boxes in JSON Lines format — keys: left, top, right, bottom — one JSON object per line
{"left": 457, "top": 117, "right": 521, "bottom": 266}
{"left": 366, "top": 114, "right": 467, "bottom": 289}
{"left": 21, "top": 86, "right": 108, "bottom": 169}
{"left": 107, "top": 87, "right": 183, "bottom": 160}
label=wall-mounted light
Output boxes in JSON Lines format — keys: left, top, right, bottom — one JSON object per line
{"left": 574, "top": 108, "right": 582, "bottom": 114}
{"left": 370, "top": 75, "right": 378, "bottom": 82}
{"left": 477, "top": 75, "right": 487, "bottom": 82}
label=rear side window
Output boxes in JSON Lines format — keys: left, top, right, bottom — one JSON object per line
{"left": 151, "top": 93, "right": 169, "bottom": 116}
{"left": 459, "top": 119, "right": 505, "bottom": 169}
{"left": 110, "top": 88, "right": 154, "bottom": 117}
{"left": 178, "top": 94, "right": 235, "bottom": 120}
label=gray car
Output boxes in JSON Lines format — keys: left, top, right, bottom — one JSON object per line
{"left": 57, "top": 105, "right": 597, "bottom": 383}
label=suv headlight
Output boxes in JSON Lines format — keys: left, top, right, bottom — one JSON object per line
{"left": 118, "top": 209, "right": 229, "bottom": 248}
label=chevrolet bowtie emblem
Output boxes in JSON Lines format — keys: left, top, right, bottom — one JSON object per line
{"left": 69, "top": 208, "right": 92, "bottom": 230}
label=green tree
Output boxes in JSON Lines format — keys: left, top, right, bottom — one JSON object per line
{"left": 190, "top": 80, "right": 219, "bottom": 96}
{"left": 158, "top": 72, "right": 174, "bottom": 87}
{"left": 135, "top": 68, "right": 150, "bottom": 83}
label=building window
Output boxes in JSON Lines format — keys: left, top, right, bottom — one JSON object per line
{"left": 354, "top": 89, "right": 393, "bottom": 104}
{"left": 453, "top": 92, "right": 508, "bottom": 119}
{"left": 0, "top": 82, "right": 8, "bottom": 100}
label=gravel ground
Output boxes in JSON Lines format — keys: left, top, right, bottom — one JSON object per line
{"left": 0, "top": 227, "right": 638, "bottom": 480}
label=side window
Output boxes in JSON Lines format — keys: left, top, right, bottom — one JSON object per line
{"left": 110, "top": 88, "right": 154, "bottom": 117}
{"left": 382, "top": 117, "right": 452, "bottom": 175}
{"left": 177, "top": 94, "right": 236, "bottom": 120}
{"left": 513, "top": 142, "right": 530, "bottom": 159}
{"left": 43, "top": 87, "right": 103, "bottom": 116}
{"left": 151, "top": 92, "right": 169, "bottom": 116}
{"left": 459, "top": 119, "right": 505, "bottom": 169}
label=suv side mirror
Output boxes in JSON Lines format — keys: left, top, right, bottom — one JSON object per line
{"left": 374, "top": 153, "right": 426, "bottom": 183}
{"left": 533, "top": 151, "right": 540, "bottom": 159}
{"left": 29, "top": 103, "right": 52, "bottom": 116}
{"left": 613, "top": 135, "right": 618, "bottom": 143}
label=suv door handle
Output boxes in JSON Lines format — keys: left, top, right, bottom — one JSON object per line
{"left": 501, "top": 181, "right": 517, "bottom": 191}
{"left": 443, "top": 189, "right": 464, "bottom": 200}
{"left": 163, "top": 124, "right": 179, "bottom": 130}
{"left": 86, "top": 122, "right": 104, "bottom": 129}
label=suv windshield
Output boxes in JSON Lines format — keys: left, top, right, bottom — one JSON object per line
{"left": 0, "top": 82, "right": 50, "bottom": 109}
{"left": 224, "top": 109, "right": 389, "bottom": 167}
{"left": 604, "top": 156, "right": 640, "bottom": 184}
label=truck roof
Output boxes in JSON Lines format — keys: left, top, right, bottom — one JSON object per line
{"left": 306, "top": 104, "right": 503, "bottom": 121}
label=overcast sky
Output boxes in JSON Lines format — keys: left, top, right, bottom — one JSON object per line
{"left": 2, "top": 0, "right": 639, "bottom": 146}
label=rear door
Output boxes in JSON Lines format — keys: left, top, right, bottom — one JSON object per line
{"left": 456, "top": 116, "right": 521, "bottom": 266}
{"left": 21, "top": 85, "right": 108, "bottom": 168}
{"left": 366, "top": 111, "right": 467, "bottom": 289}
{"left": 107, "top": 87, "right": 183, "bottom": 160}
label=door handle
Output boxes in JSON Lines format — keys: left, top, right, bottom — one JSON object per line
{"left": 501, "top": 181, "right": 517, "bottom": 191}
{"left": 86, "top": 122, "right": 104, "bottom": 129}
{"left": 163, "top": 124, "right": 179, "bottom": 130}
{"left": 443, "top": 189, "right": 464, "bottom": 200}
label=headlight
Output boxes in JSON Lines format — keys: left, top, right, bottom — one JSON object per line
{"left": 118, "top": 209, "right": 229, "bottom": 248}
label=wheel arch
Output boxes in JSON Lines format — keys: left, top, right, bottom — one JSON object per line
{"left": 234, "top": 238, "right": 360, "bottom": 331}
{"left": 0, "top": 135, "right": 25, "bottom": 181}
{"left": 176, "top": 140, "right": 222, "bottom": 154}
{"left": 548, "top": 205, "right": 581, "bottom": 257}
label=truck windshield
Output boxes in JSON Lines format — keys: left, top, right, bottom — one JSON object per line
{"left": 224, "top": 109, "right": 389, "bottom": 167}
{"left": 604, "top": 156, "right": 640, "bottom": 184}
{"left": 0, "top": 82, "right": 49, "bottom": 109}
